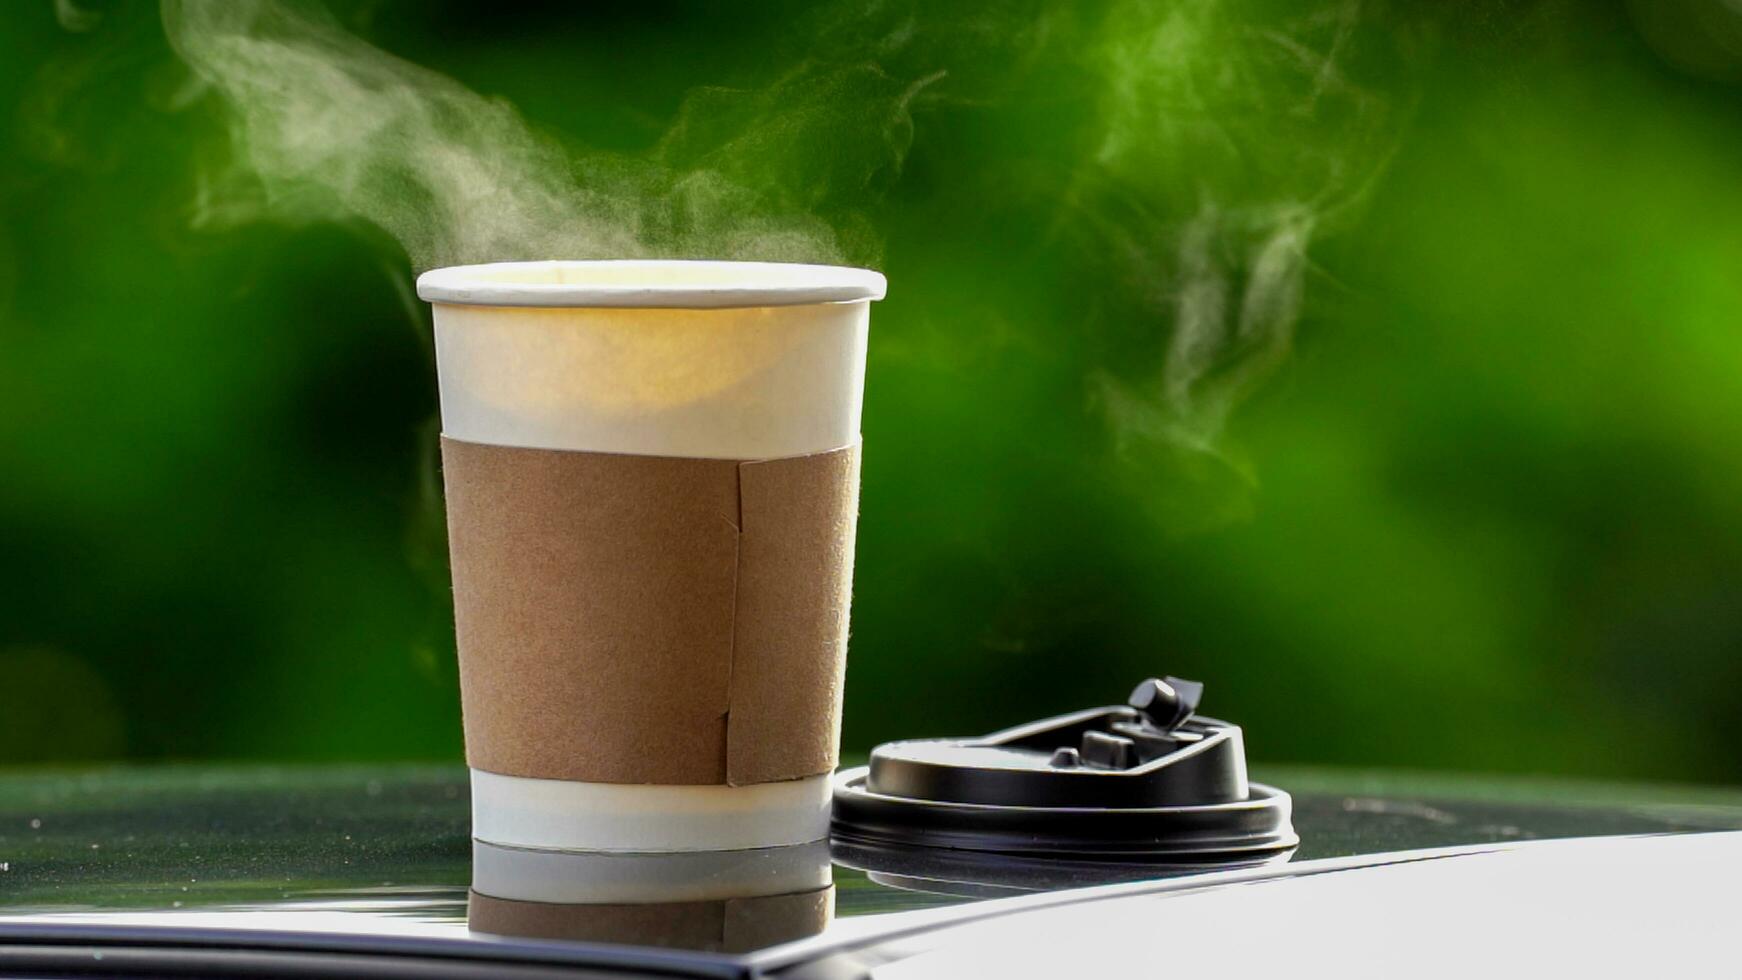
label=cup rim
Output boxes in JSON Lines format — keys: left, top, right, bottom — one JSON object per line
{"left": 417, "top": 259, "right": 887, "bottom": 309}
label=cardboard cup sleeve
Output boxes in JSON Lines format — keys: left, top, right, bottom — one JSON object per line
{"left": 440, "top": 436, "right": 861, "bottom": 787}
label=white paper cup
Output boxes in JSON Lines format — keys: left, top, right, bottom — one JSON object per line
{"left": 418, "top": 260, "right": 885, "bottom": 853}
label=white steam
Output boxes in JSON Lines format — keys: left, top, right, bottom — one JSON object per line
{"left": 1083, "top": 0, "right": 1395, "bottom": 481}
{"left": 161, "top": 0, "right": 927, "bottom": 269}
{"left": 154, "top": 0, "right": 1398, "bottom": 515}
{"left": 1096, "top": 202, "right": 1315, "bottom": 458}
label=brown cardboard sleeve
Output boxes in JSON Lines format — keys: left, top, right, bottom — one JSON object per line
{"left": 440, "top": 437, "right": 860, "bottom": 786}
{"left": 466, "top": 887, "right": 834, "bottom": 953}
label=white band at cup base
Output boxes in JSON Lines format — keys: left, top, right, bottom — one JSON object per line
{"left": 469, "top": 769, "right": 833, "bottom": 853}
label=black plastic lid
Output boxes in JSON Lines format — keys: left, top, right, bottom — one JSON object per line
{"left": 831, "top": 677, "right": 1297, "bottom": 868}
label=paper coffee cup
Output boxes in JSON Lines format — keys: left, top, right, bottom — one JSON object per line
{"left": 467, "top": 840, "right": 834, "bottom": 952}
{"left": 418, "top": 260, "right": 886, "bottom": 852}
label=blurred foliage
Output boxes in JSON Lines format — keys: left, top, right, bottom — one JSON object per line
{"left": 2, "top": 0, "right": 1741, "bottom": 781}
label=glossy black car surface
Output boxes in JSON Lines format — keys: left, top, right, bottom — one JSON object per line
{"left": 3, "top": 765, "right": 1740, "bottom": 977}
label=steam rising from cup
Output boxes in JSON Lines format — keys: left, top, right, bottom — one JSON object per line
{"left": 159, "top": 0, "right": 932, "bottom": 270}
{"left": 154, "top": 0, "right": 1403, "bottom": 521}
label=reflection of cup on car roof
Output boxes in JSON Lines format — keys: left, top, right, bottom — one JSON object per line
{"left": 466, "top": 839, "right": 834, "bottom": 953}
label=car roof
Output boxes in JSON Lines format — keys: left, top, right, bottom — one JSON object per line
{"left": 2, "top": 764, "right": 1740, "bottom": 976}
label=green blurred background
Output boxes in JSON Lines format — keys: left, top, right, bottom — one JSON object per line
{"left": 3, "top": 0, "right": 1741, "bottom": 781}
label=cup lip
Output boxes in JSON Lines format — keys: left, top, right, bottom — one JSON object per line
{"left": 417, "top": 259, "right": 887, "bottom": 309}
